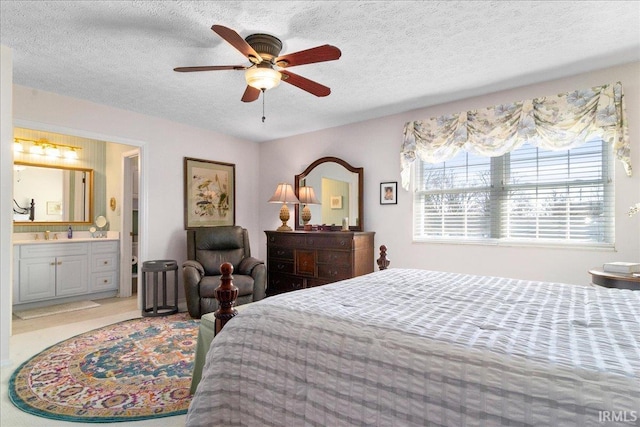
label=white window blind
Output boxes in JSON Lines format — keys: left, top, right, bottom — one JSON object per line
{"left": 413, "top": 139, "right": 614, "bottom": 246}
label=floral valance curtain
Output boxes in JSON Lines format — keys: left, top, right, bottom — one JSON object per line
{"left": 401, "top": 82, "right": 630, "bottom": 190}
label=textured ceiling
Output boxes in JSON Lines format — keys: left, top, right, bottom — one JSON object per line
{"left": 1, "top": 1, "right": 639, "bottom": 142}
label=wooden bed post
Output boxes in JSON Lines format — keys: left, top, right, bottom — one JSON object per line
{"left": 214, "top": 262, "right": 238, "bottom": 335}
{"left": 377, "top": 245, "right": 390, "bottom": 270}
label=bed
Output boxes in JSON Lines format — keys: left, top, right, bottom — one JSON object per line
{"left": 186, "top": 268, "right": 640, "bottom": 426}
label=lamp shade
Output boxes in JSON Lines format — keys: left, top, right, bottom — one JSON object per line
{"left": 245, "top": 65, "right": 282, "bottom": 91}
{"left": 298, "top": 186, "right": 320, "bottom": 205}
{"left": 268, "top": 183, "right": 300, "bottom": 204}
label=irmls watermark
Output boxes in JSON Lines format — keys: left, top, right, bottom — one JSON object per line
{"left": 599, "top": 411, "right": 638, "bottom": 423}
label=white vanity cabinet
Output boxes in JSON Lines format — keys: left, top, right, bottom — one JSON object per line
{"left": 13, "top": 238, "right": 120, "bottom": 307}
{"left": 89, "top": 241, "right": 119, "bottom": 292}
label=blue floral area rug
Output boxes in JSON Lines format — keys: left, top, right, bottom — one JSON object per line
{"left": 9, "top": 312, "right": 199, "bottom": 423}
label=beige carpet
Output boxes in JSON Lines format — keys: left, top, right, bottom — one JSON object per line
{"left": 14, "top": 300, "right": 100, "bottom": 320}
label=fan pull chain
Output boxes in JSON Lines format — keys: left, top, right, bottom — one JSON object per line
{"left": 262, "top": 89, "right": 266, "bottom": 123}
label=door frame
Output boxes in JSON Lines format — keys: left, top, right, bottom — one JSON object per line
{"left": 119, "top": 149, "right": 139, "bottom": 299}
{"left": 12, "top": 119, "right": 148, "bottom": 309}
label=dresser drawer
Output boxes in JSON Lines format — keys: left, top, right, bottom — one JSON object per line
{"left": 306, "top": 278, "right": 332, "bottom": 288}
{"left": 306, "top": 234, "right": 353, "bottom": 249}
{"left": 267, "top": 246, "right": 294, "bottom": 261}
{"left": 266, "top": 233, "right": 306, "bottom": 248}
{"left": 318, "top": 250, "right": 351, "bottom": 265}
{"left": 268, "top": 272, "right": 304, "bottom": 295}
{"left": 317, "top": 264, "right": 352, "bottom": 281}
{"left": 268, "top": 259, "right": 294, "bottom": 275}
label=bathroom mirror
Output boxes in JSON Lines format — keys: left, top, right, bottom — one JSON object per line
{"left": 294, "top": 157, "right": 364, "bottom": 231}
{"left": 13, "top": 162, "right": 94, "bottom": 225}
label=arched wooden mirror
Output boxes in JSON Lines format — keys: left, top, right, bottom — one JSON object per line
{"left": 294, "top": 157, "right": 364, "bottom": 231}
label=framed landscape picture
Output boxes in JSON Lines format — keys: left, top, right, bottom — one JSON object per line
{"left": 380, "top": 182, "right": 397, "bottom": 205}
{"left": 184, "top": 157, "right": 235, "bottom": 229}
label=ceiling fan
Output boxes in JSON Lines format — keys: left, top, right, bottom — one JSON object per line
{"left": 174, "top": 25, "right": 342, "bottom": 103}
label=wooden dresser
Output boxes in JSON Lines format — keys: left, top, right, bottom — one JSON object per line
{"left": 265, "top": 230, "right": 375, "bottom": 296}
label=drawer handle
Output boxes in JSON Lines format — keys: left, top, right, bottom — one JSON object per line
{"left": 276, "top": 250, "right": 286, "bottom": 256}
{"left": 103, "top": 261, "right": 108, "bottom": 265}
{"left": 50, "top": 262, "right": 56, "bottom": 266}
{"left": 277, "top": 264, "right": 286, "bottom": 270}
{"left": 57, "top": 261, "right": 62, "bottom": 265}
{"left": 103, "top": 279, "right": 108, "bottom": 283}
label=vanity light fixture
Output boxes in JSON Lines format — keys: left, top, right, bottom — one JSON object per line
{"left": 64, "top": 147, "right": 79, "bottom": 160}
{"left": 29, "top": 143, "right": 44, "bottom": 155}
{"left": 14, "top": 138, "right": 82, "bottom": 160}
{"left": 268, "top": 183, "right": 300, "bottom": 232}
{"left": 45, "top": 145, "right": 61, "bottom": 158}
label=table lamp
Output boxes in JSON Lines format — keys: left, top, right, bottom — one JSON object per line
{"left": 268, "top": 183, "right": 300, "bottom": 231}
{"left": 298, "top": 186, "right": 320, "bottom": 230}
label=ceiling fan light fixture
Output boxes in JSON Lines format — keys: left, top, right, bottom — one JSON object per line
{"left": 245, "top": 65, "right": 281, "bottom": 91}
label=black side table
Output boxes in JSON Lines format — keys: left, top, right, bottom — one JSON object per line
{"left": 141, "top": 260, "right": 179, "bottom": 316}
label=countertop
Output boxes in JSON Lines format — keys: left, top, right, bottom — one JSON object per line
{"left": 13, "top": 231, "right": 119, "bottom": 245}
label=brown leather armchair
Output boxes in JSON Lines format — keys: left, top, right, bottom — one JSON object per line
{"left": 183, "top": 226, "right": 266, "bottom": 319}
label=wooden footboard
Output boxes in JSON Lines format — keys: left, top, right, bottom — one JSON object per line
{"left": 377, "top": 245, "right": 390, "bottom": 270}
{"left": 213, "top": 262, "right": 238, "bottom": 335}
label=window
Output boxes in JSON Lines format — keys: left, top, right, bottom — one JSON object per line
{"left": 413, "top": 139, "right": 614, "bottom": 246}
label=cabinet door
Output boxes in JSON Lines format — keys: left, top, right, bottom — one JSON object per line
{"left": 56, "top": 255, "right": 89, "bottom": 296}
{"left": 19, "top": 258, "right": 56, "bottom": 302}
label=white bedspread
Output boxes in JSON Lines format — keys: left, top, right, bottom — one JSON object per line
{"left": 186, "top": 268, "right": 640, "bottom": 426}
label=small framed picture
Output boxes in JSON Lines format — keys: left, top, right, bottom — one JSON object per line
{"left": 330, "top": 196, "right": 342, "bottom": 209}
{"left": 380, "top": 182, "right": 397, "bottom": 205}
{"left": 47, "top": 201, "right": 62, "bottom": 215}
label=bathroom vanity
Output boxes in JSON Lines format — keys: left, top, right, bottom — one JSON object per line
{"left": 12, "top": 232, "right": 120, "bottom": 309}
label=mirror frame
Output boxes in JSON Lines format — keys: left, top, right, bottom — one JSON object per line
{"left": 294, "top": 156, "right": 364, "bottom": 231}
{"left": 13, "top": 161, "right": 95, "bottom": 226}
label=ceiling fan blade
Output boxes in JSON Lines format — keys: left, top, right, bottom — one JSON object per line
{"left": 275, "top": 45, "right": 341, "bottom": 68}
{"left": 174, "top": 65, "right": 247, "bottom": 72}
{"left": 241, "top": 86, "right": 261, "bottom": 103}
{"left": 280, "top": 70, "right": 331, "bottom": 97}
{"left": 212, "top": 25, "right": 263, "bottom": 63}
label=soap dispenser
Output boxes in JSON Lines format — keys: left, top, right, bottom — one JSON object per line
{"left": 67, "top": 225, "right": 73, "bottom": 239}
